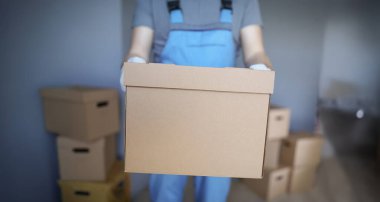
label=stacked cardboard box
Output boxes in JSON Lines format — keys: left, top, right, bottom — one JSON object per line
{"left": 41, "top": 86, "right": 130, "bottom": 202}
{"left": 280, "top": 133, "right": 323, "bottom": 193}
{"left": 243, "top": 106, "right": 291, "bottom": 200}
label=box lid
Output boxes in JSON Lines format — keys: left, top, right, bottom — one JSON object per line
{"left": 40, "top": 86, "right": 117, "bottom": 102}
{"left": 123, "top": 63, "right": 275, "bottom": 94}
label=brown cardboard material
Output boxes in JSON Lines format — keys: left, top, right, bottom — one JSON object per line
{"left": 288, "top": 166, "right": 317, "bottom": 193}
{"left": 267, "top": 106, "right": 291, "bottom": 140}
{"left": 264, "top": 140, "right": 281, "bottom": 169}
{"left": 59, "top": 161, "right": 125, "bottom": 202}
{"left": 41, "top": 86, "right": 119, "bottom": 141}
{"left": 57, "top": 135, "right": 116, "bottom": 181}
{"left": 123, "top": 63, "right": 275, "bottom": 178}
{"left": 243, "top": 167, "right": 290, "bottom": 200}
{"left": 280, "top": 133, "right": 324, "bottom": 167}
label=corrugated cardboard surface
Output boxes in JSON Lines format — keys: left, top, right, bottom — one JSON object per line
{"left": 267, "top": 106, "right": 290, "bottom": 140}
{"left": 288, "top": 166, "right": 317, "bottom": 193}
{"left": 124, "top": 63, "right": 275, "bottom": 178}
{"left": 264, "top": 140, "right": 281, "bottom": 169}
{"left": 280, "top": 133, "right": 324, "bottom": 167}
{"left": 41, "top": 86, "right": 120, "bottom": 141}
{"left": 59, "top": 161, "right": 125, "bottom": 202}
{"left": 57, "top": 135, "right": 116, "bottom": 181}
{"left": 243, "top": 167, "right": 290, "bottom": 200}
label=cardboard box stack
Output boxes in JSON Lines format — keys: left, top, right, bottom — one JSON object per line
{"left": 41, "top": 86, "right": 129, "bottom": 202}
{"left": 280, "top": 133, "right": 324, "bottom": 193}
{"left": 243, "top": 106, "right": 291, "bottom": 200}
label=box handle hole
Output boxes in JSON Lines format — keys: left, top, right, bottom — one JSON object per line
{"left": 97, "top": 101, "right": 108, "bottom": 108}
{"left": 275, "top": 116, "right": 283, "bottom": 121}
{"left": 276, "top": 176, "right": 283, "bottom": 181}
{"left": 72, "top": 148, "right": 89, "bottom": 153}
{"left": 74, "top": 191, "right": 90, "bottom": 196}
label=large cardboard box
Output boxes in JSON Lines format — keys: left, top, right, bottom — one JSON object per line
{"left": 264, "top": 140, "right": 281, "bottom": 169}
{"left": 267, "top": 106, "right": 291, "bottom": 140}
{"left": 288, "top": 166, "right": 317, "bottom": 193}
{"left": 243, "top": 167, "right": 290, "bottom": 200}
{"left": 123, "top": 63, "right": 275, "bottom": 178}
{"left": 41, "top": 86, "right": 119, "bottom": 141}
{"left": 57, "top": 135, "right": 116, "bottom": 181}
{"left": 280, "top": 133, "right": 324, "bottom": 167}
{"left": 59, "top": 161, "right": 126, "bottom": 202}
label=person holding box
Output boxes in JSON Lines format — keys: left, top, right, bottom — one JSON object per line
{"left": 121, "top": 0, "right": 272, "bottom": 201}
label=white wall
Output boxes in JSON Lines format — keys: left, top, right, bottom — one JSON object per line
{"left": 319, "top": 0, "right": 380, "bottom": 114}
{"left": 260, "top": 0, "right": 327, "bottom": 131}
{"left": 0, "top": 1, "right": 124, "bottom": 201}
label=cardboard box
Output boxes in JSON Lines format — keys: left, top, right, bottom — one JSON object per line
{"left": 243, "top": 167, "right": 290, "bottom": 200}
{"left": 59, "top": 161, "right": 126, "bottom": 202}
{"left": 57, "top": 135, "right": 116, "bottom": 181}
{"left": 288, "top": 166, "right": 317, "bottom": 193}
{"left": 41, "top": 86, "right": 119, "bottom": 141}
{"left": 267, "top": 106, "right": 291, "bottom": 140}
{"left": 280, "top": 133, "right": 323, "bottom": 167}
{"left": 123, "top": 63, "right": 275, "bottom": 178}
{"left": 264, "top": 140, "right": 281, "bottom": 169}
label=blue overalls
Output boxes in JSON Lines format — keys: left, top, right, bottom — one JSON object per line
{"left": 150, "top": 3, "right": 236, "bottom": 202}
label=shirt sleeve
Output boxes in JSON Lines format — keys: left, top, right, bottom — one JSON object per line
{"left": 132, "top": 0, "right": 154, "bottom": 29}
{"left": 241, "top": 0, "right": 263, "bottom": 27}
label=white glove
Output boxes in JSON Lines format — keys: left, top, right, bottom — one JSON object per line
{"left": 249, "top": 64, "right": 271, "bottom": 71}
{"left": 120, "top": 57, "right": 147, "bottom": 91}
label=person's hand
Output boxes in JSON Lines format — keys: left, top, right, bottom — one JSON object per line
{"left": 249, "top": 64, "right": 271, "bottom": 71}
{"left": 120, "top": 57, "right": 147, "bottom": 91}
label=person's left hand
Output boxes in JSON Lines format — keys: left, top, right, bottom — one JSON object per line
{"left": 120, "top": 57, "right": 147, "bottom": 91}
{"left": 249, "top": 64, "right": 271, "bottom": 71}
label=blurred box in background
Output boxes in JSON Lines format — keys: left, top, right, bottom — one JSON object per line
{"left": 280, "top": 133, "right": 323, "bottom": 193}
{"left": 123, "top": 63, "right": 275, "bottom": 178}
{"left": 40, "top": 87, "right": 119, "bottom": 141}
{"left": 58, "top": 161, "right": 126, "bottom": 202}
{"left": 264, "top": 140, "right": 281, "bottom": 169}
{"left": 288, "top": 166, "right": 317, "bottom": 193}
{"left": 57, "top": 135, "right": 116, "bottom": 181}
{"left": 267, "top": 106, "right": 291, "bottom": 140}
{"left": 243, "top": 167, "right": 290, "bottom": 200}
{"left": 280, "top": 133, "right": 324, "bottom": 167}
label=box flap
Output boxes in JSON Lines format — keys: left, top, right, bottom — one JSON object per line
{"left": 40, "top": 86, "right": 117, "bottom": 102}
{"left": 123, "top": 63, "right": 275, "bottom": 94}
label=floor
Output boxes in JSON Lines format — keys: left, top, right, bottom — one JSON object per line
{"left": 133, "top": 109, "right": 380, "bottom": 202}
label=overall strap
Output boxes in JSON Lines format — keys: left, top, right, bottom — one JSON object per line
{"left": 166, "top": 0, "right": 233, "bottom": 25}
{"left": 167, "top": 0, "right": 183, "bottom": 23}
{"left": 221, "top": 0, "right": 232, "bottom": 11}
{"left": 167, "top": 0, "right": 180, "bottom": 12}
{"left": 220, "top": 0, "right": 233, "bottom": 23}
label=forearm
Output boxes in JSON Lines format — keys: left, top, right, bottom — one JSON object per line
{"left": 124, "top": 26, "right": 154, "bottom": 62}
{"left": 241, "top": 25, "right": 273, "bottom": 69}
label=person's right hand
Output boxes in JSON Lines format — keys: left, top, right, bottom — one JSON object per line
{"left": 120, "top": 57, "right": 147, "bottom": 92}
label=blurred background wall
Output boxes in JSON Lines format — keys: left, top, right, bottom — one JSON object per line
{"left": 260, "top": 0, "right": 326, "bottom": 131}
{"left": 0, "top": 1, "right": 124, "bottom": 201}
{"left": 319, "top": 0, "right": 380, "bottom": 115}
{"left": 0, "top": 0, "right": 379, "bottom": 202}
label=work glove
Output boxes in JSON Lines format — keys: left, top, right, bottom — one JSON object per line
{"left": 249, "top": 64, "right": 271, "bottom": 71}
{"left": 120, "top": 57, "right": 147, "bottom": 92}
